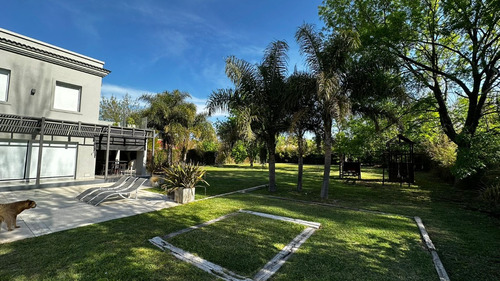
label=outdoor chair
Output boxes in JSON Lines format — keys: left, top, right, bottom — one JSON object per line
{"left": 76, "top": 175, "right": 130, "bottom": 201}
{"left": 81, "top": 177, "right": 139, "bottom": 203}
{"left": 341, "top": 161, "right": 361, "bottom": 179}
{"left": 85, "top": 178, "right": 148, "bottom": 206}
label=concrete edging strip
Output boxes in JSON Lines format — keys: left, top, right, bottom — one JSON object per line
{"left": 160, "top": 212, "right": 239, "bottom": 240}
{"left": 195, "top": 184, "right": 268, "bottom": 202}
{"left": 414, "top": 216, "right": 450, "bottom": 281}
{"left": 239, "top": 210, "right": 321, "bottom": 229}
{"left": 183, "top": 184, "right": 449, "bottom": 281}
{"left": 253, "top": 227, "right": 317, "bottom": 281}
{"left": 150, "top": 209, "right": 321, "bottom": 281}
{"left": 149, "top": 237, "right": 252, "bottom": 281}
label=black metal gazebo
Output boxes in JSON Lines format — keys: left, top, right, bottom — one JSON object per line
{"left": 383, "top": 134, "right": 415, "bottom": 186}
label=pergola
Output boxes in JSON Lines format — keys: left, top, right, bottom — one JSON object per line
{"left": 0, "top": 113, "right": 155, "bottom": 185}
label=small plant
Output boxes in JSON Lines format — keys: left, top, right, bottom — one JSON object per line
{"left": 161, "top": 163, "right": 209, "bottom": 193}
{"left": 480, "top": 183, "right": 500, "bottom": 208}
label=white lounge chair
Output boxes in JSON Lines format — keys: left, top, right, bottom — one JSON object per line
{"left": 76, "top": 176, "right": 130, "bottom": 201}
{"left": 86, "top": 178, "right": 148, "bottom": 206}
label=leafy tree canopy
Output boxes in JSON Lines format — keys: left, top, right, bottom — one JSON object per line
{"left": 319, "top": 0, "right": 500, "bottom": 149}
{"left": 99, "top": 93, "right": 141, "bottom": 127}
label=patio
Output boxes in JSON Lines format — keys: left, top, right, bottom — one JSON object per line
{"left": 0, "top": 179, "right": 178, "bottom": 244}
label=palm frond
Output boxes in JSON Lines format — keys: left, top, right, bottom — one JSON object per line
{"left": 295, "top": 23, "right": 322, "bottom": 74}
{"left": 263, "top": 40, "right": 289, "bottom": 79}
{"left": 235, "top": 107, "right": 256, "bottom": 141}
{"left": 206, "top": 88, "right": 234, "bottom": 116}
{"left": 225, "top": 56, "right": 257, "bottom": 88}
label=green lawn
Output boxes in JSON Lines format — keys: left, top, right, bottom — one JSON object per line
{"left": 0, "top": 163, "right": 498, "bottom": 281}
{"left": 167, "top": 212, "right": 307, "bottom": 277}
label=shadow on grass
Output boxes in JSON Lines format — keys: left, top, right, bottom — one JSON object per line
{"left": 215, "top": 194, "right": 435, "bottom": 281}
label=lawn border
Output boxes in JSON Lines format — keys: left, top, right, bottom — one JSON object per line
{"left": 415, "top": 216, "right": 450, "bottom": 281}
{"left": 195, "top": 184, "right": 268, "bottom": 201}
{"left": 149, "top": 209, "right": 321, "bottom": 281}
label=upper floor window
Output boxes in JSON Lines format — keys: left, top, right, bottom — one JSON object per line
{"left": 0, "top": 68, "right": 10, "bottom": 102}
{"left": 53, "top": 82, "right": 81, "bottom": 112}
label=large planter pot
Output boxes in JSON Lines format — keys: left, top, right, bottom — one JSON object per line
{"left": 174, "top": 187, "right": 195, "bottom": 204}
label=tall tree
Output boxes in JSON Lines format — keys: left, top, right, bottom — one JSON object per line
{"left": 172, "top": 112, "right": 216, "bottom": 162}
{"left": 207, "top": 40, "right": 290, "bottom": 192}
{"left": 296, "top": 23, "right": 359, "bottom": 199}
{"left": 140, "top": 90, "right": 194, "bottom": 166}
{"left": 287, "top": 71, "right": 321, "bottom": 191}
{"left": 99, "top": 93, "right": 141, "bottom": 127}
{"left": 346, "top": 46, "right": 408, "bottom": 131}
{"left": 320, "top": 0, "right": 500, "bottom": 180}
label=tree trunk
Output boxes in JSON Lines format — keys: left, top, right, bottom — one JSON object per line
{"left": 164, "top": 134, "right": 174, "bottom": 167}
{"left": 297, "top": 134, "right": 304, "bottom": 192}
{"left": 167, "top": 144, "right": 173, "bottom": 167}
{"left": 321, "top": 118, "right": 332, "bottom": 199}
{"left": 267, "top": 135, "right": 277, "bottom": 192}
{"left": 453, "top": 132, "right": 474, "bottom": 188}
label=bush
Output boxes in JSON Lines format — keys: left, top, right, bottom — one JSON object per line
{"left": 452, "top": 132, "right": 500, "bottom": 183}
{"left": 480, "top": 183, "right": 500, "bottom": 209}
{"left": 146, "top": 150, "right": 169, "bottom": 173}
{"left": 231, "top": 140, "right": 248, "bottom": 164}
{"left": 161, "top": 163, "right": 209, "bottom": 192}
{"left": 186, "top": 149, "right": 216, "bottom": 165}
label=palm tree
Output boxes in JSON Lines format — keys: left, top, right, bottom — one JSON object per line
{"left": 178, "top": 113, "right": 217, "bottom": 162}
{"left": 140, "top": 90, "right": 195, "bottom": 166}
{"left": 296, "top": 23, "right": 359, "bottom": 199}
{"left": 287, "top": 71, "right": 321, "bottom": 191}
{"left": 207, "top": 40, "right": 290, "bottom": 192}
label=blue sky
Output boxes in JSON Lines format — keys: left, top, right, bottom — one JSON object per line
{"left": 1, "top": 0, "right": 324, "bottom": 119}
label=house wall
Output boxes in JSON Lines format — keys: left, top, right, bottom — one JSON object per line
{"left": 0, "top": 48, "right": 102, "bottom": 123}
{"left": 0, "top": 28, "right": 109, "bottom": 181}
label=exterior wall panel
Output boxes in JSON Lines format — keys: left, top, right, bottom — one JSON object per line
{"left": 0, "top": 48, "right": 102, "bottom": 123}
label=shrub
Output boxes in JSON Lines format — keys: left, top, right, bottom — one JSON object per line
{"left": 161, "top": 163, "right": 209, "bottom": 193}
{"left": 480, "top": 183, "right": 500, "bottom": 209}
{"left": 423, "top": 134, "right": 457, "bottom": 169}
{"left": 231, "top": 140, "right": 248, "bottom": 163}
{"left": 452, "top": 132, "right": 500, "bottom": 183}
{"left": 146, "top": 150, "right": 169, "bottom": 173}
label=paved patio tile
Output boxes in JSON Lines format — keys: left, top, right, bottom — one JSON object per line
{"left": 0, "top": 182, "right": 178, "bottom": 244}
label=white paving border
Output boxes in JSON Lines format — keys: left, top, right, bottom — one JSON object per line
{"left": 149, "top": 210, "right": 321, "bottom": 281}
{"left": 414, "top": 217, "right": 450, "bottom": 281}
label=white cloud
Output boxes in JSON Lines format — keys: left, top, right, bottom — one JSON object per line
{"left": 200, "top": 62, "right": 231, "bottom": 89}
{"left": 101, "top": 84, "right": 153, "bottom": 99}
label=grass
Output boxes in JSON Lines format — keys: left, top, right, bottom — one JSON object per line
{"left": 0, "top": 195, "right": 435, "bottom": 280}
{"left": 0, "top": 163, "right": 498, "bottom": 280}
{"left": 167, "top": 212, "right": 307, "bottom": 276}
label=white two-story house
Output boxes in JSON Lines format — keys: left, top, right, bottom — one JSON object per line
{"left": 0, "top": 28, "right": 153, "bottom": 185}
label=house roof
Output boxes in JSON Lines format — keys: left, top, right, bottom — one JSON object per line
{"left": 0, "top": 28, "right": 110, "bottom": 77}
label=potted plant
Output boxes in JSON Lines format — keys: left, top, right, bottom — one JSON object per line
{"left": 161, "top": 163, "right": 209, "bottom": 204}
